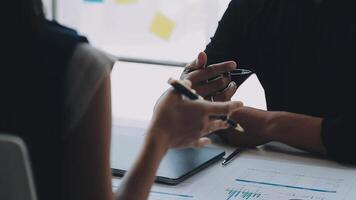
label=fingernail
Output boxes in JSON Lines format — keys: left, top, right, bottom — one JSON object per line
{"left": 205, "top": 139, "right": 212, "bottom": 145}
{"left": 231, "top": 81, "right": 237, "bottom": 89}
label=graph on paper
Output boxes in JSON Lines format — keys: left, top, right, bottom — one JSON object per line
{"left": 226, "top": 189, "right": 261, "bottom": 200}
{"left": 205, "top": 158, "right": 356, "bottom": 200}
{"left": 149, "top": 191, "right": 194, "bottom": 200}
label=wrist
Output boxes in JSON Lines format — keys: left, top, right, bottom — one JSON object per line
{"left": 263, "top": 111, "right": 287, "bottom": 141}
{"left": 146, "top": 126, "right": 170, "bottom": 156}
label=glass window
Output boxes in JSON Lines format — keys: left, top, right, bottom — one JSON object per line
{"left": 57, "top": 0, "right": 231, "bottom": 63}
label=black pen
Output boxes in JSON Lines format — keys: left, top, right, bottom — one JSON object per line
{"left": 168, "top": 78, "right": 244, "bottom": 132}
{"left": 222, "top": 147, "right": 244, "bottom": 166}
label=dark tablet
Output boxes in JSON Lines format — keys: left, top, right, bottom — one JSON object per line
{"left": 110, "top": 125, "right": 225, "bottom": 185}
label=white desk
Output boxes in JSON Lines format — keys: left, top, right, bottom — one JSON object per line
{"left": 112, "top": 140, "right": 356, "bottom": 200}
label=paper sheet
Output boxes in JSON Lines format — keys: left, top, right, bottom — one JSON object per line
{"left": 206, "top": 158, "right": 356, "bottom": 200}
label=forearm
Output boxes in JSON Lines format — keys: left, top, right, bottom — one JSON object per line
{"left": 115, "top": 129, "right": 168, "bottom": 200}
{"left": 266, "top": 111, "right": 326, "bottom": 155}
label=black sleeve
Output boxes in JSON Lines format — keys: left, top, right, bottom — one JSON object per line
{"left": 204, "top": 0, "right": 258, "bottom": 67}
{"left": 321, "top": 115, "right": 356, "bottom": 164}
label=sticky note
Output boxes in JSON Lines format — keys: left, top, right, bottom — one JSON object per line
{"left": 84, "top": 0, "right": 104, "bottom": 3}
{"left": 150, "top": 12, "right": 176, "bottom": 40}
{"left": 116, "top": 0, "right": 138, "bottom": 4}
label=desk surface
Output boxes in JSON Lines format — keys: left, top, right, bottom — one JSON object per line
{"left": 112, "top": 139, "right": 356, "bottom": 200}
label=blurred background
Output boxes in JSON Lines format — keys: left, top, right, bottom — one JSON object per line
{"left": 44, "top": 0, "right": 231, "bottom": 62}
{"left": 41, "top": 0, "right": 266, "bottom": 122}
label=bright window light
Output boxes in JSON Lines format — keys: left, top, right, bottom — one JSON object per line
{"left": 57, "top": 0, "right": 231, "bottom": 62}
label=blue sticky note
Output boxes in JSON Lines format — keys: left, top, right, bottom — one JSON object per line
{"left": 84, "top": 0, "right": 104, "bottom": 3}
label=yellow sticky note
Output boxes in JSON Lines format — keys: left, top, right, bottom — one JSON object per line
{"left": 116, "top": 0, "right": 138, "bottom": 4}
{"left": 150, "top": 12, "right": 176, "bottom": 40}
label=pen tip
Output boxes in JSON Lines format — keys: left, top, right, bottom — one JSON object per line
{"left": 235, "top": 124, "right": 245, "bottom": 132}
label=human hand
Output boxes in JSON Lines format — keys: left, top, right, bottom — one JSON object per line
{"left": 180, "top": 52, "right": 238, "bottom": 102}
{"left": 218, "top": 107, "right": 274, "bottom": 148}
{"left": 148, "top": 80, "right": 244, "bottom": 149}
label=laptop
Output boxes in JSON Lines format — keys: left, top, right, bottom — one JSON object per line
{"left": 110, "top": 61, "right": 225, "bottom": 185}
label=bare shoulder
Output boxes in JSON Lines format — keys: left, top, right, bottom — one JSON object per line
{"left": 63, "top": 43, "right": 115, "bottom": 135}
{"left": 69, "top": 43, "right": 115, "bottom": 75}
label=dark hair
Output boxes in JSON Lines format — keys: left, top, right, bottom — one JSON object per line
{"left": 22, "top": 0, "right": 45, "bottom": 31}
{"left": 6, "top": 0, "right": 45, "bottom": 36}
{"left": 3, "top": 0, "right": 45, "bottom": 57}
{"left": 33, "top": 0, "right": 45, "bottom": 18}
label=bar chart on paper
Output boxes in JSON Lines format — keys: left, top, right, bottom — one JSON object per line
{"left": 225, "top": 189, "right": 261, "bottom": 200}
{"left": 207, "top": 158, "right": 356, "bottom": 200}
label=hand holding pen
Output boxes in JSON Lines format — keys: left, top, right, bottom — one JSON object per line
{"left": 169, "top": 78, "right": 246, "bottom": 166}
{"left": 181, "top": 52, "right": 253, "bottom": 103}
{"left": 168, "top": 78, "right": 245, "bottom": 133}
